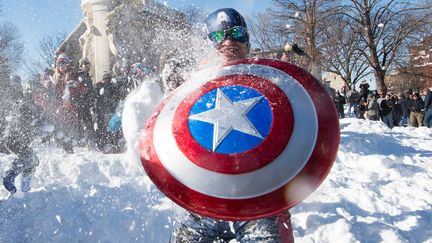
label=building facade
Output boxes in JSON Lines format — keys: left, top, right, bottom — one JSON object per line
{"left": 386, "top": 37, "right": 432, "bottom": 92}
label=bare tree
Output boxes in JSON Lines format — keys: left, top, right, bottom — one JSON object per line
{"left": 0, "top": 21, "right": 24, "bottom": 141}
{"left": 38, "top": 32, "right": 67, "bottom": 67}
{"left": 345, "top": 0, "right": 432, "bottom": 92}
{"left": 0, "top": 22, "right": 24, "bottom": 70}
{"left": 321, "top": 15, "right": 371, "bottom": 89}
{"left": 248, "top": 9, "right": 287, "bottom": 51}
{"left": 21, "top": 32, "right": 67, "bottom": 76}
{"left": 386, "top": 68, "right": 431, "bottom": 93}
{"left": 270, "top": 0, "right": 343, "bottom": 78}
{"left": 180, "top": 6, "right": 207, "bottom": 26}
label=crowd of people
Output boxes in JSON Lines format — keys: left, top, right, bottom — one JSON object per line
{"left": 333, "top": 81, "right": 432, "bottom": 129}
{"left": 0, "top": 53, "right": 158, "bottom": 193}
{"left": 21, "top": 54, "right": 155, "bottom": 152}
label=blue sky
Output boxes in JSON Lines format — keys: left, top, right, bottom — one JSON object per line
{"left": 1, "top": 0, "right": 82, "bottom": 63}
{"left": 163, "top": 0, "right": 271, "bottom": 15}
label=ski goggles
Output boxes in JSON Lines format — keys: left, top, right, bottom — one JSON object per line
{"left": 208, "top": 26, "right": 248, "bottom": 44}
{"left": 57, "top": 62, "right": 68, "bottom": 67}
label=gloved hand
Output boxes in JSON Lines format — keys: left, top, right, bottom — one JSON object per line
{"left": 66, "top": 80, "right": 78, "bottom": 88}
{"left": 108, "top": 112, "right": 122, "bottom": 132}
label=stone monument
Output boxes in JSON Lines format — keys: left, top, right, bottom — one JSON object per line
{"left": 61, "top": 0, "right": 205, "bottom": 82}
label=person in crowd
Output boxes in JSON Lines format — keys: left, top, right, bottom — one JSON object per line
{"left": 366, "top": 93, "right": 379, "bottom": 121}
{"left": 30, "top": 73, "right": 48, "bottom": 110}
{"left": 113, "top": 60, "right": 131, "bottom": 101}
{"left": 130, "top": 62, "right": 155, "bottom": 90}
{"left": 107, "top": 62, "right": 156, "bottom": 153}
{"left": 0, "top": 76, "right": 24, "bottom": 154}
{"left": 422, "top": 88, "right": 432, "bottom": 128}
{"left": 161, "top": 56, "right": 192, "bottom": 94}
{"left": 2, "top": 84, "right": 43, "bottom": 193}
{"left": 170, "top": 8, "right": 294, "bottom": 242}
{"left": 333, "top": 91, "right": 346, "bottom": 118}
{"left": 357, "top": 96, "right": 368, "bottom": 119}
{"left": 408, "top": 92, "right": 424, "bottom": 127}
{"left": 44, "top": 53, "right": 80, "bottom": 153}
{"left": 377, "top": 91, "right": 394, "bottom": 128}
{"left": 340, "top": 85, "right": 347, "bottom": 98}
{"left": 421, "top": 88, "right": 427, "bottom": 101}
{"left": 77, "top": 57, "right": 96, "bottom": 147}
{"left": 346, "top": 86, "right": 361, "bottom": 118}
{"left": 359, "top": 80, "right": 370, "bottom": 100}
{"left": 391, "top": 93, "right": 402, "bottom": 127}
{"left": 93, "top": 72, "right": 121, "bottom": 153}
{"left": 399, "top": 92, "right": 410, "bottom": 127}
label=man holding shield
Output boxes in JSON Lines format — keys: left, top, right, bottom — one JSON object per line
{"left": 170, "top": 8, "right": 295, "bottom": 242}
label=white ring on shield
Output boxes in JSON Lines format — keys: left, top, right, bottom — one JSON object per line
{"left": 153, "top": 64, "right": 318, "bottom": 199}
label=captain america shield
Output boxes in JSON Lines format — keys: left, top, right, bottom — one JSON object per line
{"left": 140, "top": 58, "right": 339, "bottom": 220}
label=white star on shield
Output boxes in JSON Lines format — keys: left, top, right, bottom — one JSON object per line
{"left": 189, "top": 88, "right": 264, "bottom": 152}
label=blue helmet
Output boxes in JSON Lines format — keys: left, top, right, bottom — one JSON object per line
{"left": 205, "top": 8, "right": 249, "bottom": 43}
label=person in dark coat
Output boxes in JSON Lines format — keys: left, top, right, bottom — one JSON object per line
{"left": 422, "top": 88, "right": 432, "bottom": 128}
{"left": 2, "top": 86, "right": 43, "bottom": 193}
{"left": 358, "top": 97, "right": 368, "bottom": 119}
{"left": 359, "top": 81, "right": 370, "bottom": 100}
{"left": 333, "top": 91, "right": 346, "bottom": 118}
{"left": 379, "top": 93, "right": 394, "bottom": 128}
{"left": 398, "top": 92, "right": 410, "bottom": 127}
{"left": 408, "top": 92, "right": 424, "bottom": 127}
{"left": 106, "top": 62, "right": 157, "bottom": 153}
{"left": 391, "top": 93, "right": 402, "bottom": 127}
{"left": 93, "top": 72, "right": 121, "bottom": 152}
{"left": 77, "top": 57, "right": 96, "bottom": 147}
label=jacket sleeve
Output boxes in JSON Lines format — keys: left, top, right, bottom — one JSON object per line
{"left": 424, "top": 94, "right": 432, "bottom": 110}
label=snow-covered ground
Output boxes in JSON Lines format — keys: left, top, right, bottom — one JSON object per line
{"left": 1, "top": 117, "right": 431, "bottom": 242}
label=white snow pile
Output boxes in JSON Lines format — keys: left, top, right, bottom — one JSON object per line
{"left": 1, "top": 80, "right": 432, "bottom": 242}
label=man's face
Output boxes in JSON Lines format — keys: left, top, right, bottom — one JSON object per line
{"left": 217, "top": 39, "right": 249, "bottom": 62}
{"left": 82, "top": 63, "right": 91, "bottom": 71}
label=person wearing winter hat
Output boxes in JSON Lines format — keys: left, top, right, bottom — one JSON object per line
{"left": 423, "top": 88, "right": 432, "bottom": 128}
{"left": 408, "top": 92, "right": 424, "bottom": 127}
{"left": 2, "top": 82, "right": 43, "bottom": 194}
{"left": 45, "top": 52, "right": 80, "bottom": 153}
{"left": 77, "top": 57, "right": 96, "bottom": 148}
{"left": 93, "top": 72, "right": 122, "bottom": 153}
{"left": 170, "top": 8, "right": 294, "bottom": 243}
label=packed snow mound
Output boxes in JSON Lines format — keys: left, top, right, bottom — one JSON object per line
{"left": 1, "top": 118, "right": 431, "bottom": 242}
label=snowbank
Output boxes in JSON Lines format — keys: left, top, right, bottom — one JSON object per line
{"left": 1, "top": 118, "right": 431, "bottom": 242}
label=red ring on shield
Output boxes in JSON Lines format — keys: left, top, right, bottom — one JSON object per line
{"left": 140, "top": 59, "right": 340, "bottom": 220}
{"left": 172, "top": 74, "right": 294, "bottom": 174}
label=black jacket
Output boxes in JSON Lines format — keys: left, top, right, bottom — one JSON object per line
{"left": 424, "top": 92, "right": 432, "bottom": 111}
{"left": 94, "top": 81, "right": 121, "bottom": 123}
{"left": 78, "top": 70, "right": 94, "bottom": 107}
{"left": 408, "top": 99, "right": 424, "bottom": 112}
{"left": 379, "top": 99, "right": 393, "bottom": 116}
{"left": 399, "top": 98, "right": 410, "bottom": 116}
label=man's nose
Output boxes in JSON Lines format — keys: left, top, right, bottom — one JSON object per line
{"left": 220, "top": 38, "right": 236, "bottom": 46}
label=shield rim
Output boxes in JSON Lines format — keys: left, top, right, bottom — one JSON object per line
{"left": 140, "top": 58, "right": 340, "bottom": 220}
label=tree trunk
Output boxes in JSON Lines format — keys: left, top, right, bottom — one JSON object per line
{"left": 374, "top": 69, "right": 387, "bottom": 93}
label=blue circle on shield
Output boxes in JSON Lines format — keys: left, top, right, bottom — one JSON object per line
{"left": 188, "top": 86, "right": 272, "bottom": 154}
